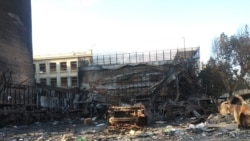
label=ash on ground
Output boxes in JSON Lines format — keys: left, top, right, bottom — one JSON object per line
{"left": 1, "top": 114, "right": 250, "bottom": 141}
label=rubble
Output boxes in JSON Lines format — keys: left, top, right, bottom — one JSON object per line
{"left": 0, "top": 112, "right": 250, "bottom": 141}
{"left": 1, "top": 86, "right": 249, "bottom": 140}
{"left": 2, "top": 69, "right": 250, "bottom": 140}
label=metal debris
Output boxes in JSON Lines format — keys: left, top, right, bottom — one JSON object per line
{"left": 107, "top": 104, "right": 147, "bottom": 127}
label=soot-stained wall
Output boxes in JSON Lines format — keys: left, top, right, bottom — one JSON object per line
{"left": 0, "top": 0, "right": 33, "bottom": 85}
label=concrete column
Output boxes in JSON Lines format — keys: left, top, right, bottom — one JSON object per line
{"left": 0, "top": 0, "right": 33, "bottom": 85}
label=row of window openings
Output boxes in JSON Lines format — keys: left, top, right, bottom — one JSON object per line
{"left": 40, "top": 77, "right": 77, "bottom": 87}
{"left": 36, "top": 62, "right": 77, "bottom": 73}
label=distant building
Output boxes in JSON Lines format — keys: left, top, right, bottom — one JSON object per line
{"left": 33, "top": 51, "right": 92, "bottom": 88}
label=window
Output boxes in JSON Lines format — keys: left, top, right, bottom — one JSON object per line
{"left": 49, "top": 63, "right": 56, "bottom": 72}
{"left": 71, "top": 61, "right": 77, "bottom": 71}
{"left": 60, "top": 62, "right": 67, "bottom": 71}
{"left": 61, "top": 77, "right": 67, "bottom": 87}
{"left": 71, "top": 77, "right": 77, "bottom": 87}
{"left": 39, "top": 63, "right": 46, "bottom": 73}
{"left": 40, "top": 78, "right": 46, "bottom": 85}
{"left": 50, "top": 78, "right": 57, "bottom": 87}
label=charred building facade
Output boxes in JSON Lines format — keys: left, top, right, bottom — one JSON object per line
{"left": 79, "top": 47, "right": 200, "bottom": 104}
{"left": 0, "top": 0, "right": 33, "bottom": 85}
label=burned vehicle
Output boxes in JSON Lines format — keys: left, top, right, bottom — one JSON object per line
{"left": 218, "top": 100, "right": 236, "bottom": 116}
{"left": 106, "top": 105, "right": 147, "bottom": 127}
{"left": 228, "top": 93, "right": 250, "bottom": 128}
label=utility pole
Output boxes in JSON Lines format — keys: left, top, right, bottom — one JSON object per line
{"left": 183, "top": 37, "right": 185, "bottom": 49}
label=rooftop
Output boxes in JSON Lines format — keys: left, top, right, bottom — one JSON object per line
{"left": 33, "top": 50, "right": 92, "bottom": 60}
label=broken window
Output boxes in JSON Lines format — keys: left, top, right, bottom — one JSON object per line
{"left": 49, "top": 63, "right": 56, "bottom": 72}
{"left": 61, "top": 77, "right": 68, "bottom": 87}
{"left": 40, "top": 78, "right": 46, "bottom": 85}
{"left": 71, "top": 61, "right": 77, "bottom": 71}
{"left": 71, "top": 77, "right": 77, "bottom": 87}
{"left": 50, "top": 78, "right": 57, "bottom": 87}
{"left": 60, "top": 62, "right": 67, "bottom": 71}
{"left": 39, "top": 63, "right": 46, "bottom": 73}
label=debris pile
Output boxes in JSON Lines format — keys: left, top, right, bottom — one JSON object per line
{"left": 207, "top": 113, "right": 235, "bottom": 124}
{"left": 1, "top": 114, "right": 250, "bottom": 141}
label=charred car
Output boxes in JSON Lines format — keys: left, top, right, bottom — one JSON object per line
{"left": 218, "top": 100, "right": 231, "bottom": 115}
{"left": 106, "top": 105, "right": 147, "bottom": 127}
{"left": 218, "top": 100, "right": 237, "bottom": 116}
{"left": 228, "top": 93, "right": 250, "bottom": 128}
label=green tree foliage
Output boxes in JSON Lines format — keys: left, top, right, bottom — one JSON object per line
{"left": 211, "top": 25, "right": 250, "bottom": 96}
{"left": 199, "top": 58, "right": 226, "bottom": 97}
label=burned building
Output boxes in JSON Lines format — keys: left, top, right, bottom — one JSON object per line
{"left": 79, "top": 47, "right": 200, "bottom": 105}
{"left": 0, "top": 0, "right": 33, "bottom": 85}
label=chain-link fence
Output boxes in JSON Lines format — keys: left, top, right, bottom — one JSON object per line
{"left": 91, "top": 47, "right": 199, "bottom": 65}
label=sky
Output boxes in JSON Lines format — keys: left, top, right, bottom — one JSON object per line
{"left": 31, "top": 0, "right": 250, "bottom": 63}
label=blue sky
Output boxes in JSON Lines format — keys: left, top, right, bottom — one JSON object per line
{"left": 31, "top": 0, "right": 250, "bottom": 63}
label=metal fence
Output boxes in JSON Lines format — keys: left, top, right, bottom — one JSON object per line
{"left": 0, "top": 83, "right": 74, "bottom": 108}
{"left": 91, "top": 47, "right": 199, "bottom": 65}
{"left": 0, "top": 84, "right": 36, "bottom": 106}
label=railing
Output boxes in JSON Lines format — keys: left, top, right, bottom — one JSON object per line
{"left": 90, "top": 47, "right": 199, "bottom": 66}
{"left": 0, "top": 83, "right": 73, "bottom": 108}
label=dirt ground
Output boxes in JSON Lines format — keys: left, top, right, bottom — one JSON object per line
{"left": 1, "top": 114, "right": 250, "bottom": 141}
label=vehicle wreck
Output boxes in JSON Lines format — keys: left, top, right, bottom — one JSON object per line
{"left": 218, "top": 93, "right": 250, "bottom": 128}
{"left": 230, "top": 93, "right": 250, "bottom": 128}
{"left": 107, "top": 104, "right": 148, "bottom": 127}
